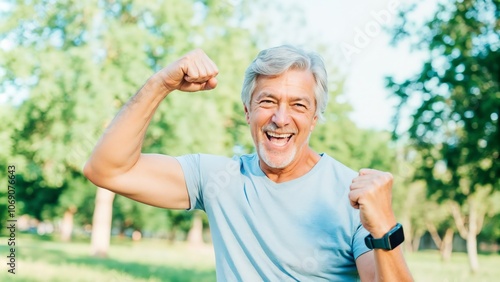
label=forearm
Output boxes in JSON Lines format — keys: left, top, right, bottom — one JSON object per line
{"left": 85, "top": 77, "right": 170, "bottom": 178}
{"left": 374, "top": 247, "right": 413, "bottom": 282}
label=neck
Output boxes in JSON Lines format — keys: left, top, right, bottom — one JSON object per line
{"left": 259, "top": 147, "right": 320, "bottom": 183}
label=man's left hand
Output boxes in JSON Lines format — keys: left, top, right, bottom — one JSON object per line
{"left": 349, "top": 168, "right": 397, "bottom": 238}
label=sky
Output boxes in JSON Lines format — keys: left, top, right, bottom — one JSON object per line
{"left": 263, "top": 0, "right": 438, "bottom": 131}
{"left": 0, "top": 0, "right": 437, "bottom": 132}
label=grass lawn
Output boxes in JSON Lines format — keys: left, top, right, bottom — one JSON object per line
{"left": 1, "top": 234, "right": 499, "bottom": 281}
{"left": 406, "top": 250, "right": 500, "bottom": 282}
{"left": 1, "top": 234, "right": 216, "bottom": 282}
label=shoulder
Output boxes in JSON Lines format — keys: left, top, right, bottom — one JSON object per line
{"left": 177, "top": 153, "right": 257, "bottom": 175}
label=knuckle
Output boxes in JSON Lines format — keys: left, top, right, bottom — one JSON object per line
{"left": 348, "top": 190, "right": 358, "bottom": 198}
{"left": 383, "top": 172, "right": 393, "bottom": 183}
{"left": 366, "top": 187, "right": 377, "bottom": 196}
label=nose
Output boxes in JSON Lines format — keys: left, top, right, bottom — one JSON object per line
{"left": 271, "top": 105, "right": 291, "bottom": 127}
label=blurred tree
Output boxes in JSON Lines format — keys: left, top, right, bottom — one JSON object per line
{"left": 479, "top": 208, "right": 500, "bottom": 250}
{"left": 388, "top": 0, "right": 499, "bottom": 272}
{"left": 424, "top": 201, "right": 455, "bottom": 261}
{"left": 391, "top": 147, "right": 456, "bottom": 260}
{"left": 56, "top": 172, "right": 97, "bottom": 241}
{"left": 0, "top": 103, "right": 21, "bottom": 233}
{"left": 0, "top": 0, "right": 259, "bottom": 256}
{"left": 1, "top": 0, "right": 124, "bottom": 254}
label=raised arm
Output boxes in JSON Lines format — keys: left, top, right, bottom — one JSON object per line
{"left": 349, "top": 169, "right": 414, "bottom": 281}
{"left": 83, "top": 48, "right": 218, "bottom": 209}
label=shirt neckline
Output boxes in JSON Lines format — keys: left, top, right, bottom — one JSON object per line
{"left": 249, "top": 152, "right": 327, "bottom": 188}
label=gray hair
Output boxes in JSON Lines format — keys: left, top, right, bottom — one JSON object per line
{"left": 241, "top": 45, "right": 329, "bottom": 121}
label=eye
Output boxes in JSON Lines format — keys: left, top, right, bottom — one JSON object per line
{"left": 260, "top": 100, "right": 274, "bottom": 104}
{"left": 294, "top": 103, "right": 306, "bottom": 108}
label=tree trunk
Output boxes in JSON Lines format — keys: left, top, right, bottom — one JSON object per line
{"left": 187, "top": 212, "right": 204, "bottom": 247}
{"left": 467, "top": 200, "right": 479, "bottom": 273}
{"left": 426, "top": 222, "right": 442, "bottom": 250}
{"left": 440, "top": 228, "right": 454, "bottom": 262}
{"left": 167, "top": 227, "right": 177, "bottom": 244}
{"left": 411, "top": 229, "right": 423, "bottom": 252}
{"left": 402, "top": 217, "right": 413, "bottom": 253}
{"left": 90, "top": 188, "right": 115, "bottom": 257}
{"left": 60, "top": 207, "right": 77, "bottom": 242}
{"left": 426, "top": 222, "right": 454, "bottom": 261}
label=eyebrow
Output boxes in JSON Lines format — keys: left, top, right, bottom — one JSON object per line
{"left": 290, "top": 97, "right": 313, "bottom": 106}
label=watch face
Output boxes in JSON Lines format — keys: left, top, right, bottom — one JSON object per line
{"left": 388, "top": 224, "right": 405, "bottom": 249}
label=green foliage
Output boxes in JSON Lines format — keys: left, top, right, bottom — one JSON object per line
{"left": 480, "top": 213, "right": 500, "bottom": 244}
{"left": 0, "top": 104, "right": 18, "bottom": 228}
{"left": 387, "top": 0, "right": 500, "bottom": 251}
{"left": 406, "top": 250, "right": 500, "bottom": 281}
{"left": 388, "top": 0, "right": 499, "bottom": 203}
{"left": 0, "top": 0, "right": 259, "bottom": 234}
{"left": 113, "top": 195, "right": 175, "bottom": 234}
{"left": 12, "top": 175, "right": 61, "bottom": 220}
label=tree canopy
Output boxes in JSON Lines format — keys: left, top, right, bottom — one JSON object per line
{"left": 388, "top": 0, "right": 499, "bottom": 271}
{"left": 389, "top": 0, "right": 499, "bottom": 200}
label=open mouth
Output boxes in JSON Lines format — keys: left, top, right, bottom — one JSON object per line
{"left": 265, "top": 132, "right": 293, "bottom": 147}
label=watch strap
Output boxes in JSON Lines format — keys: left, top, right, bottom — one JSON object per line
{"left": 365, "top": 223, "right": 404, "bottom": 250}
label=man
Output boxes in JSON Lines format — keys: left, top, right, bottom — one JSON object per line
{"left": 84, "top": 45, "right": 413, "bottom": 281}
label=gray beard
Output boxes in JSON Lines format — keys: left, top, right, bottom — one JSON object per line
{"left": 257, "top": 141, "right": 297, "bottom": 169}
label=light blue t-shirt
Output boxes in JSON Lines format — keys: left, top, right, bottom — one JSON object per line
{"left": 176, "top": 153, "right": 371, "bottom": 281}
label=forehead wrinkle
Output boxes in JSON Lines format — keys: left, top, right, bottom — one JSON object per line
{"left": 251, "top": 70, "right": 316, "bottom": 108}
{"left": 254, "top": 91, "right": 313, "bottom": 105}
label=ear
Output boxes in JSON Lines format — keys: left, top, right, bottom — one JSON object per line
{"left": 244, "top": 104, "right": 250, "bottom": 124}
{"left": 310, "top": 115, "right": 318, "bottom": 132}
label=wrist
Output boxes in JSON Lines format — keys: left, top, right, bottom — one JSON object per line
{"left": 146, "top": 74, "right": 174, "bottom": 97}
{"left": 369, "top": 219, "right": 397, "bottom": 238}
{"left": 365, "top": 223, "right": 405, "bottom": 250}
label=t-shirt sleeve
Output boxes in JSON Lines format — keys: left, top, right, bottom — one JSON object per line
{"left": 175, "top": 154, "right": 204, "bottom": 211}
{"left": 353, "top": 223, "right": 371, "bottom": 259}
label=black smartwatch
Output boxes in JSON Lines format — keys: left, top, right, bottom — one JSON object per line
{"left": 365, "top": 223, "right": 404, "bottom": 250}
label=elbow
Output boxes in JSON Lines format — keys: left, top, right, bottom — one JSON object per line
{"left": 83, "top": 160, "right": 96, "bottom": 184}
{"left": 82, "top": 159, "right": 122, "bottom": 192}
{"left": 83, "top": 160, "right": 105, "bottom": 187}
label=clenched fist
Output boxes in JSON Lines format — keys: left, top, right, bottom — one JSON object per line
{"left": 153, "top": 48, "right": 219, "bottom": 93}
{"left": 349, "top": 168, "right": 397, "bottom": 238}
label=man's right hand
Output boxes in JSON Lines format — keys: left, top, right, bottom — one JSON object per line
{"left": 153, "top": 48, "right": 219, "bottom": 93}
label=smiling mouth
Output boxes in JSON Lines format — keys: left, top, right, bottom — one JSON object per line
{"left": 265, "top": 132, "right": 293, "bottom": 146}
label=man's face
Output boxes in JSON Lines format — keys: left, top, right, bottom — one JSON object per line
{"left": 245, "top": 69, "right": 318, "bottom": 170}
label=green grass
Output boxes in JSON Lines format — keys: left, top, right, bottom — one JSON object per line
{"left": 1, "top": 234, "right": 499, "bottom": 281}
{"left": 406, "top": 250, "right": 500, "bottom": 282}
{"left": 0, "top": 234, "right": 216, "bottom": 282}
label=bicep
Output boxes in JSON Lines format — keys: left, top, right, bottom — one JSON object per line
{"left": 356, "top": 250, "right": 376, "bottom": 282}
{"left": 109, "top": 153, "right": 190, "bottom": 209}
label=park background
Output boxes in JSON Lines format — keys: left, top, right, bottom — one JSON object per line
{"left": 0, "top": 0, "right": 499, "bottom": 281}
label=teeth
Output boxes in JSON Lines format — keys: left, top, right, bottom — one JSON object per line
{"left": 267, "top": 132, "right": 292, "bottom": 138}
{"left": 266, "top": 132, "right": 293, "bottom": 147}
